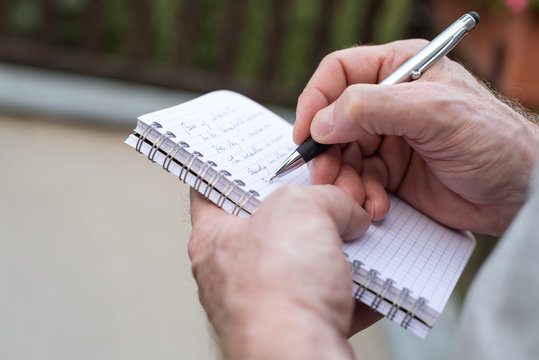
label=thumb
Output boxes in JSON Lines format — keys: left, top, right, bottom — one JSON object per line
{"left": 257, "top": 185, "right": 371, "bottom": 241}
{"left": 308, "top": 185, "right": 371, "bottom": 241}
{"left": 189, "top": 189, "right": 231, "bottom": 227}
{"left": 310, "top": 82, "right": 452, "bottom": 144}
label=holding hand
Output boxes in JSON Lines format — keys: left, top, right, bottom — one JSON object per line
{"left": 295, "top": 40, "right": 538, "bottom": 235}
{"left": 189, "top": 185, "right": 378, "bottom": 360}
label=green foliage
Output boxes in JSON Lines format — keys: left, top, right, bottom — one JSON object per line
{"left": 5, "top": 0, "right": 414, "bottom": 87}
{"left": 330, "top": 0, "right": 366, "bottom": 48}
{"left": 374, "top": 0, "right": 413, "bottom": 44}
{"left": 148, "top": 0, "right": 182, "bottom": 62}
{"left": 233, "top": 0, "right": 272, "bottom": 79}
{"left": 54, "top": 0, "right": 86, "bottom": 46}
{"left": 7, "top": 0, "right": 39, "bottom": 37}
{"left": 192, "top": 0, "right": 227, "bottom": 69}
{"left": 101, "top": 0, "right": 130, "bottom": 55}
{"left": 277, "top": 0, "right": 321, "bottom": 86}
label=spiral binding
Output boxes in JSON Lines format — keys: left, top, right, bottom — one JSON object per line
{"left": 350, "top": 260, "right": 427, "bottom": 329}
{"left": 194, "top": 160, "right": 217, "bottom": 192}
{"left": 388, "top": 288, "right": 410, "bottom": 320}
{"left": 179, "top": 151, "right": 203, "bottom": 183}
{"left": 203, "top": 169, "right": 231, "bottom": 199}
{"left": 163, "top": 140, "right": 189, "bottom": 171}
{"left": 351, "top": 260, "right": 363, "bottom": 273}
{"left": 401, "top": 297, "right": 426, "bottom": 329}
{"left": 233, "top": 190, "right": 260, "bottom": 216}
{"left": 354, "top": 268, "right": 379, "bottom": 301}
{"left": 371, "top": 278, "right": 394, "bottom": 311}
{"left": 216, "top": 179, "right": 245, "bottom": 208}
{"left": 135, "top": 123, "right": 262, "bottom": 216}
{"left": 149, "top": 131, "right": 176, "bottom": 162}
{"left": 136, "top": 122, "right": 162, "bottom": 153}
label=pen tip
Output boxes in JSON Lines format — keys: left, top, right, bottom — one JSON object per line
{"left": 270, "top": 175, "right": 277, "bottom": 181}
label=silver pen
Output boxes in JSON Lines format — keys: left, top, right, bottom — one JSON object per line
{"left": 271, "top": 11, "right": 479, "bottom": 180}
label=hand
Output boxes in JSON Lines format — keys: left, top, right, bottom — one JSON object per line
{"left": 189, "top": 185, "right": 380, "bottom": 360}
{"left": 295, "top": 40, "right": 539, "bottom": 235}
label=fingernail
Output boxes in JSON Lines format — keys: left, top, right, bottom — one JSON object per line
{"left": 365, "top": 199, "right": 374, "bottom": 219}
{"left": 311, "top": 105, "right": 334, "bottom": 137}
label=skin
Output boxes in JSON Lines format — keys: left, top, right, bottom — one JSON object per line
{"left": 295, "top": 40, "right": 539, "bottom": 235}
{"left": 189, "top": 40, "right": 539, "bottom": 359}
{"left": 189, "top": 186, "right": 376, "bottom": 360}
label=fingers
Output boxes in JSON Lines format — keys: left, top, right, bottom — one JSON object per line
{"left": 310, "top": 80, "right": 454, "bottom": 145}
{"left": 361, "top": 156, "right": 390, "bottom": 221}
{"left": 294, "top": 39, "right": 429, "bottom": 144}
{"left": 355, "top": 134, "right": 381, "bottom": 157}
{"left": 309, "top": 145, "right": 341, "bottom": 185}
{"left": 378, "top": 136, "right": 412, "bottom": 192}
{"left": 333, "top": 164, "right": 365, "bottom": 205}
{"left": 265, "top": 185, "right": 370, "bottom": 241}
{"left": 191, "top": 184, "right": 370, "bottom": 242}
{"left": 309, "top": 142, "right": 364, "bottom": 186}
{"left": 309, "top": 185, "right": 371, "bottom": 241}
{"left": 312, "top": 143, "right": 366, "bottom": 204}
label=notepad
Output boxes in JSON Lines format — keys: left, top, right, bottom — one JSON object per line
{"left": 125, "top": 90, "right": 475, "bottom": 338}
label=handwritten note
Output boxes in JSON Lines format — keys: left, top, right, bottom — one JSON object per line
{"left": 138, "top": 90, "right": 310, "bottom": 199}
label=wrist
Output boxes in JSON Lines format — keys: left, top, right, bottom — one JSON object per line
{"left": 214, "top": 297, "right": 353, "bottom": 360}
{"left": 488, "top": 110, "right": 539, "bottom": 235}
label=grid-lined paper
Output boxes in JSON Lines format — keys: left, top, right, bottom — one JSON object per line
{"left": 343, "top": 195, "right": 474, "bottom": 312}
{"left": 129, "top": 90, "right": 475, "bottom": 319}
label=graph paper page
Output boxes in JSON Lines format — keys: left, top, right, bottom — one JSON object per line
{"left": 343, "top": 195, "right": 475, "bottom": 312}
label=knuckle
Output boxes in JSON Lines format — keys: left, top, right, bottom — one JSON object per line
{"left": 340, "top": 85, "right": 364, "bottom": 126}
{"left": 319, "top": 50, "right": 340, "bottom": 67}
{"left": 318, "top": 49, "right": 348, "bottom": 73}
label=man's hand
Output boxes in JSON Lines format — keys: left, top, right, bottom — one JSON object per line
{"left": 295, "top": 40, "right": 539, "bottom": 235}
{"left": 189, "top": 185, "right": 379, "bottom": 360}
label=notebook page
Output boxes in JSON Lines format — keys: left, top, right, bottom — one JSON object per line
{"left": 137, "top": 90, "right": 309, "bottom": 200}
{"left": 135, "top": 90, "right": 474, "bottom": 315}
{"left": 343, "top": 195, "right": 475, "bottom": 313}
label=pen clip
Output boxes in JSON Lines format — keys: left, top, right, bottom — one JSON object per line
{"left": 411, "top": 26, "right": 469, "bottom": 80}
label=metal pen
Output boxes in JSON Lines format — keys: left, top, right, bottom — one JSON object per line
{"left": 271, "top": 11, "right": 479, "bottom": 181}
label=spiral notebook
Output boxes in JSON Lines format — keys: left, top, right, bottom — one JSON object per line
{"left": 125, "top": 90, "right": 475, "bottom": 338}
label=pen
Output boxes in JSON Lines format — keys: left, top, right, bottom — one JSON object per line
{"left": 271, "top": 11, "right": 479, "bottom": 181}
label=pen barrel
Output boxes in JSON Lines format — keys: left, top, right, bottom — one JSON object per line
{"left": 297, "top": 137, "right": 331, "bottom": 163}
{"left": 276, "top": 13, "right": 478, "bottom": 178}
{"left": 380, "top": 13, "right": 477, "bottom": 85}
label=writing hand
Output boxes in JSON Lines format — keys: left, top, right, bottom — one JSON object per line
{"left": 295, "top": 40, "right": 539, "bottom": 235}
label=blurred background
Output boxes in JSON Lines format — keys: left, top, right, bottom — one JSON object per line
{"left": 1, "top": 0, "right": 538, "bottom": 359}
